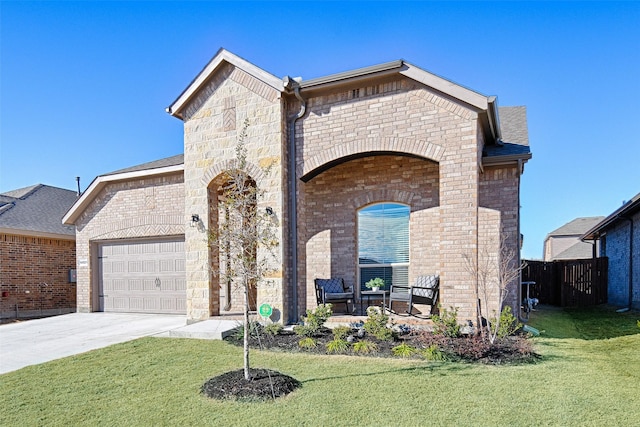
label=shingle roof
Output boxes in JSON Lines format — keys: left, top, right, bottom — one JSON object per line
{"left": 105, "top": 154, "right": 184, "bottom": 176}
{"left": 0, "top": 184, "right": 77, "bottom": 237}
{"left": 482, "top": 106, "right": 531, "bottom": 161}
{"left": 548, "top": 217, "right": 606, "bottom": 237}
{"left": 553, "top": 241, "right": 595, "bottom": 260}
{"left": 582, "top": 192, "right": 640, "bottom": 240}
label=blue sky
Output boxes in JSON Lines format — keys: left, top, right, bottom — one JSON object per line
{"left": 1, "top": 1, "right": 638, "bottom": 260}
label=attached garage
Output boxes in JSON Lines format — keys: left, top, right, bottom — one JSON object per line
{"left": 98, "top": 238, "right": 186, "bottom": 314}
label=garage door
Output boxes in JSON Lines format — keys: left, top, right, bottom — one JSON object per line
{"left": 99, "top": 239, "right": 186, "bottom": 314}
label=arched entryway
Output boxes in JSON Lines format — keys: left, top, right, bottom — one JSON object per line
{"left": 207, "top": 171, "right": 258, "bottom": 315}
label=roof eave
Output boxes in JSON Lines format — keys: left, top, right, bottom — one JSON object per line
{"left": 293, "top": 60, "right": 405, "bottom": 92}
{"left": 581, "top": 193, "right": 640, "bottom": 240}
{"left": 0, "top": 227, "right": 75, "bottom": 241}
{"left": 63, "top": 164, "right": 184, "bottom": 225}
{"left": 482, "top": 152, "right": 532, "bottom": 167}
{"left": 166, "top": 49, "right": 283, "bottom": 121}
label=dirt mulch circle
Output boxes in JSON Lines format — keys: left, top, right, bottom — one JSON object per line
{"left": 201, "top": 368, "right": 301, "bottom": 401}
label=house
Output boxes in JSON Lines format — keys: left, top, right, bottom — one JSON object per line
{"left": 543, "top": 217, "right": 605, "bottom": 261}
{"left": 582, "top": 193, "right": 640, "bottom": 310}
{"left": 63, "top": 49, "right": 531, "bottom": 324}
{"left": 0, "top": 184, "right": 77, "bottom": 320}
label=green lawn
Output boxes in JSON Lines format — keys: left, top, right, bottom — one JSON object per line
{"left": 1, "top": 306, "right": 638, "bottom": 427}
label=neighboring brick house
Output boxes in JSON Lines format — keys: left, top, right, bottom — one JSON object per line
{"left": 0, "top": 184, "right": 77, "bottom": 320}
{"left": 64, "top": 49, "right": 531, "bottom": 324}
{"left": 543, "top": 217, "right": 605, "bottom": 261}
{"left": 582, "top": 193, "right": 640, "bottom": 310}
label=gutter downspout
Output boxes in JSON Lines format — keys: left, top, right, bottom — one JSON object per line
{"left": 286, "top": 80, "right": 307, "bottom": 323}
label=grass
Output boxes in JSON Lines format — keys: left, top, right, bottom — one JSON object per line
{"left": 1, "top": 305, "right": 638, "bottom": 426}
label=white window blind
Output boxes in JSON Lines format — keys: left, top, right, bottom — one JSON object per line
{"left": 358, "top": 203, "right": 410, "bottom": 291}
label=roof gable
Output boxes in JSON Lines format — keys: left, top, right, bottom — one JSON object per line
{"left": 167, "top": 49, "right": 284, "bottom": 121}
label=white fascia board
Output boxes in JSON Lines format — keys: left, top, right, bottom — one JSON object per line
{"left": 400, "top": 63, "right": 489, "bottom": 110}
{"left": 62, "top": 164, "right": 184, "bottom": 225}
{"left": 0, "top": 227, "right": 75, "bottom": 241}
{"left": 167, "top": 49, "right": 283, "bottom": 119}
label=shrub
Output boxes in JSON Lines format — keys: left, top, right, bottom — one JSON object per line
{"left": 353, "top": 340, "right": 378, "bottom": 354}
{"left": 432, "top": 306, "right": 461, "bottom": 338}
{"left": 332, "top": 326, "right": 352, "bottom": 340}
{"left": 264, "top": 323, "right": 283, "bottom": 336}
{"left": 491, "top": 306, "right": 522, "bottom": 339}
{"left": 392, "top": 342, "right": 416, "bottom": 358}
{"left": 231, "top": 321, "right": 263, "bottom": 340}
{"left": 363, "top": 307, "right": 395, "bottom": 341}
{"left": 422, "top": 344, "right": 448, "bottom": 361}
{"left": 294, "top": 304, "right": 333, "bottom": 337}
{"left": 326, "top": 339, "right": 350, "bottom": 354}
{"left": 298, "top": 337, "right": 317, "bottom": 349}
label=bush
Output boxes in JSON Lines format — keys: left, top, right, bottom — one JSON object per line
{"left": 432, "top": 306, "right": 461, "bottom": 338}
{"left": 264, "top": 323, "right": 283, "bottom": 336}
{"left": 326, "top": 339, "right": 350, "bottom": 354}
{"left": 363, "top": 307, "right": 395, "bottom": 341}
{"left": 491, "top": 306, "right": 521, "bottom": 339}
{"left": 231, "top": 321, "right": 263, "bottom": 340}
{"left": 298, "top": 337, "right": 317, "bottom": 349}
{"left": 332, "top": 326, "right": 352, "bottom": 340}
{"left": 422, "top": 344, "right": 448, "bottom": 361}
{"left": 391, "top": 342, "right": 416, "bottom": 358}
{"left": 294, "top": 304, "right": 333, "bottom": 337}
{"left": 353, "top": 340, "right": 378, "bottom": 354}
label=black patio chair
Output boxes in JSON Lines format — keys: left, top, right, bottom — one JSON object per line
{"left": 388, "top": 275, "right": 439, "bottom": 316}
{"left": 314, "top": 278, "right": 355, "bottom": 314}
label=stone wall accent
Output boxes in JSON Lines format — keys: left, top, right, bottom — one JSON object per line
{"left": 74, "top": 173, "right": 185, "bottom": 312}
{"left": 0, "top": 234, "right": 76, "bottom": 319}
{"left": 182, "top": 65, "right": 285, "bottom": 322}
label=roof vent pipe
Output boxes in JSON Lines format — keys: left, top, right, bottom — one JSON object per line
{"left": 75, "top": 177, "right": 81, "bottom": 196}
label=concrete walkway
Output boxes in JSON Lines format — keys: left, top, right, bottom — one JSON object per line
{"left": 0, "top": 313, "right": 239, "bottom": 374}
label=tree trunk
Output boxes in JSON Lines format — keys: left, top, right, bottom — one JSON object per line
{"left": 243, "top": 279, "right": 250, "bottom": 380}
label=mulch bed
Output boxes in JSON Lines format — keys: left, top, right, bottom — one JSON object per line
{"left": 201, "top": 368, "right": 301, "bottom": 401}
{"left": 207, "top": 324, "right": 538, "bottom": 401}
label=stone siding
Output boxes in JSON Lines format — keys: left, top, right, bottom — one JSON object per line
{"left": 0, "top": 234, "right": 76, "bottom": 319}
{"left": 182, "top": 64, "right": 285, "bottom": 321}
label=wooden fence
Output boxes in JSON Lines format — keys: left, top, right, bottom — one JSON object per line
{"left": 521, "top": 258, "right": 608, "bottom": 307}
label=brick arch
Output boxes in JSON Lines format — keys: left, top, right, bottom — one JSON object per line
{"left": 201, "top": 159, "right": 265, "bottom": 186}
{"left": 349, "top": 189, "right": 418, "bottom": 210}
{"left": 299, "top": 136, "right": 444, "bottom": 181}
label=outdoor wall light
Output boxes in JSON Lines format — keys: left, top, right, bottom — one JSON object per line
{"left": 191, "top": 214, "right": 200, "bottom": 227}
{"left": 265, "top": 207, "right": 274, "bottom": 216}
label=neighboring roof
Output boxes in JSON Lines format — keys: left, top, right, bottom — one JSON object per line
{"left": 553, "top": 241, "right": 596, "bottom": 260}
{"left": 548, "top": 217, "right": 606, "bottom": 238}
{"left": 63, "top": 154, "right": 184, "bottom": 225}
{"left": 0, "top": 184, "right": 77, "bottom": 239}
{"left": 582, "top": 192, "right": 640, "bottom": 240}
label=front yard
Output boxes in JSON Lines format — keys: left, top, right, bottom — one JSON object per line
{"left": 1, "top": 306, "right": 638, "bottom": 426}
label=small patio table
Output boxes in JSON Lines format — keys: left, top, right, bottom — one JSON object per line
{"left": 360, "top": 290, "right": 389, "bottom": 314}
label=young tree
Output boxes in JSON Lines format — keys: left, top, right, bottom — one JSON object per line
{"left": 209, "top": 119, "right": 279, "bottom": 380}
{"left": 464, "top": 232, "right": 523, "bottom": 344}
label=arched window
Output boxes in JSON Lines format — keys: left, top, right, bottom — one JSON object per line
{"left": 357, "top": 203, "right": 410, "bottom": 291}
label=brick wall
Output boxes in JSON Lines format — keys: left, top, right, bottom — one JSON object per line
{"left": 603, "top": 211, "right": 640, "bottom": 308}
{"left": 74, "top": 173, "right": 184, "bottom": 312}
{"left": 0, "top": 233, "right": 76, "bottom": 319}
{"left": 303, "top": 154, "right": 439, "bottom": 309}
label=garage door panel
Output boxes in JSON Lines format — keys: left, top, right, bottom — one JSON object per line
{"left": 99, "top": 238, "right": 186, "bottom": 314}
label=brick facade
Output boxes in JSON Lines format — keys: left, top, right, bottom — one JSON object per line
{"left": 69, "top": 50, "right": 529, "bottom": 325}
{"left": 0, "top": 233, "right": 76, "bottom": 319}
{"left": 73, "top": 173, "right": 184, "bottom": 312}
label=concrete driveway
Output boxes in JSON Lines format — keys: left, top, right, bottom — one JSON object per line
{"left": 0, "top": 313, "right": 211, "bottom": 374}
